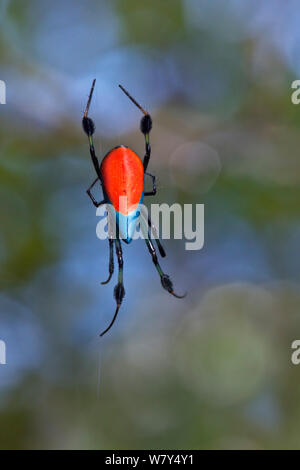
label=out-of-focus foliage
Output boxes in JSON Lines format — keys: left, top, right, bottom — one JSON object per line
{"left": 0, "top": 0, "right": 300, "bottom": 450}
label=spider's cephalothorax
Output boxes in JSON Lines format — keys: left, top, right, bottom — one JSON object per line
{"left": 82, "top": 79, "right": 185, "bottom": 336}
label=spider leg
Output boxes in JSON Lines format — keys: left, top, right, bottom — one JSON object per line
{"left": 144, "top": 172, "right": 156, "bottom": 196}
{"left": 118, "top": 84, "right": 152, "bottom": 172}
{"left": 82, "top": 79, "right": 103, "bottom": 182}
{"left": 140, "top": 218, "right": 186, "bottom": 299}
{"left": 140, "top": 206, "right": 166, "bottom": 258}
{"left": 101, "top": 238, "right": 114, "bottom": 285}
{"left": 86, "top": 177, "right": 105, "bottom": 207}
{"left": 141, "top": 116, "right": 152, "bottom": 172}
{"left": 101, "top": 208, "right": 116, "bottom": 284}
{"left": 100, "top": 237, "right": 125, "bottom": 336}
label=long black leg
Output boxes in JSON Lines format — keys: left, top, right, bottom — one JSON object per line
{"left": 101, "top": 208, "right": 115, "bottom": 285}
{"left": 86, "top": 177, "right": 105, "bottom": 207}
{"left": 149, "top": 222, "right": 166, "bottom": 258}
{"left": 141, "top": 118, "right": 152, "bottom": 172}
{"left": 101, "top": 238, "right": 114, "bottom": 285}
{"left": 140, "top": 206, "right": 166, "bottom": 258}
{"left": 144, "top": 172, "right": 156, "bottom": 196}
{"left": 82, "top": 79, "right": 103, "bottom": 182}
{"left": 118, "top": 84, "right": 152, "bottom": 172}
{"left": 144, "top": 236, "right": 186, "bottom": 299}
{"left": 100, "top": 238, "right": 125, "bottom": 336}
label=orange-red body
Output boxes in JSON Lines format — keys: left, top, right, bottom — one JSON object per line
{"left": 100, "top": 146, "right": 144, "bottom": 242}
{"left": 101, "top": 146, "right": 144, "bottom": 214}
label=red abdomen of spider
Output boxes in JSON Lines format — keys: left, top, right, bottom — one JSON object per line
{"left": 100, "top": 145, "right": 144, "bottom": 215}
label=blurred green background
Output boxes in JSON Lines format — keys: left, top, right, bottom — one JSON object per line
{"left": 1, "top": 0, "right": 300, "bottom": 450}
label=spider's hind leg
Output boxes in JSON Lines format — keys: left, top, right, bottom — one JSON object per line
{"left": 100, "top": 238, "right": 125, "bottom": 336}
{"left": 140, "top": 206, "right": 166, "bottom": 258}
{"left": 140, "top": 218, "right": 185, "bottom": 299}
{"left": 101, "top": 238, "right": 114, "bottom": 285}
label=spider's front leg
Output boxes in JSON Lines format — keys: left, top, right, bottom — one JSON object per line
{"left": 144, "top": 172, "right": 156, "bottom": 196}
{"left": 82, "top": 79, "right": 102, "bottom": 182}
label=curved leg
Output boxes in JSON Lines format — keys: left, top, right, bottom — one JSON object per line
{"left": 86, "top": 177, "right": 105, "bottom": 207}
{"left": 144, "top": 172, "right": 156, "bottom": 196}
{"left": 100, "top": 238, "right": 125, "bottom": 336}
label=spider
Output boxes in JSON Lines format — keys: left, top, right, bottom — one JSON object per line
{"left": 82, "top": 80, "right": 185, "bottom": 336}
